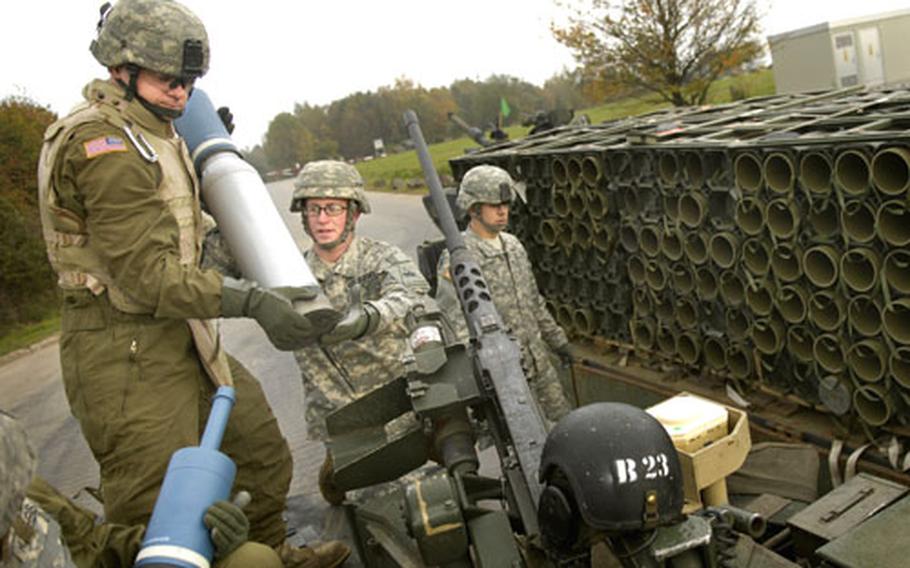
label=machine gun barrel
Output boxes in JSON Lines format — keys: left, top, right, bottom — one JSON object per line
{"left": 448, "top": 112, "right": 491, "bottom": 147}
{"left": 404, "top": 109, "right": 547, "bottom": 537}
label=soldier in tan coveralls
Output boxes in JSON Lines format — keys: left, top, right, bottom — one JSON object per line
{"left": 35, "top": 1, "right": 347, "bottom": 566}
{"left": 0, "top": 411, "right": 283, "bottom": 568}
{"left": 289, "top": 161, "right": 434, "bottom": 505}
{"left": 436, "top": 165, "right": 573, "bottom": 424}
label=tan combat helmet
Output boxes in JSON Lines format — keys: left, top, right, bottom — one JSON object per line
{"left": 0, "top": 412, "right": 36, "bottom": 537}
{"left": 290, "top": 161, "right": 372, "bottom": 214}
{"left": 455, "top": 164, "right": 519, "bottom": 212}
{"left": 90, "top": 0, "right": 209, "bottom": 81}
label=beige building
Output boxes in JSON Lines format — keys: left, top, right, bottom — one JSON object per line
{"left": 768, "top": 9, "right": 910, "bottom": 94}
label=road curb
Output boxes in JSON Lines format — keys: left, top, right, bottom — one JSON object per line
{"left": 0, "top": 334, "right": 60, "bottom": 367}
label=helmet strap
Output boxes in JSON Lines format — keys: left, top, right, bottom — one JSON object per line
{"left": 114, "top": 64, "right": 184, "bottom": 121}
{"left": 138, "top": 97, "right": 184, "bottom": 121}
{"left": 116, "top": 64, "right": 141, "bottom": 102}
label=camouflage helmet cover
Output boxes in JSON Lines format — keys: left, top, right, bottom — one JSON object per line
{"left": 0, "top": 412, "right": 36, "bottom": 536}
{"left": 455, "top": 164, "right": 521, "bottom": 212}
{"left": 291, "top": 160, "right": 372, "bottom": 214}
{"left": 90, "top": 0, "right": 210, "bottom": 79}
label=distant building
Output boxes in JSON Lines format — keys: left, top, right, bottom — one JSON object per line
{"left": 768, "top": 9, "right": 910, "bottom": 94}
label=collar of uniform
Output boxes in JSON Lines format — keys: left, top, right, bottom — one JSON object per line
{"left": 82, "top": 79, "right": 175, "bottom": 139}
{"left": 463, "top": 228, "right": 505, "bottom": 257}
{"left": 307, "top": 235, "right": 363, "bottom": 279}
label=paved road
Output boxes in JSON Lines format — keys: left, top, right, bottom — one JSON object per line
{"left": 0, "top": 180, "right": 441, "bottom": 543}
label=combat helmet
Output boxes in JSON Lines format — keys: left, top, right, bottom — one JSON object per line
{"left": 0, "top": 412, "right": 36, "bottom": 537}
{"left": 90, "top": 0, "right": 209, "bottom": 81}
{"left": 537, "top": 402, "right": 684, "bottom": 552}
{"left": 290, "top": 161, "right": 372, "bottom": 214}
{"left": 455, "top": 165, "right": 519, "bottom": 212}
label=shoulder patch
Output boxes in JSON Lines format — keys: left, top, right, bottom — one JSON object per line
{"left": 83, "top": 136, "right": 127, "bottom": 159}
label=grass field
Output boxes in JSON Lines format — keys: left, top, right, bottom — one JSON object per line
{"left": 0, "top": 314, "right": 60, "bottom": 359}
{"left": 357, "top": 68, "right": 776, "bottom": 189}
{"left": 355, "top": 124, "right": 528, "bottom": 189}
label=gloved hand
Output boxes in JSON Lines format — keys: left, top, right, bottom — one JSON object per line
{"left": 221, "top": 277, "right": 319, "bottom": 350}
{"left": 320, "top": 302, "right": 379, "bottom": 346}
{"left": 204, "top": 491, "right": 250, "bottom": 558}
{"left": 553, "top": 343, "right": 573, "bottom": 367}
{"left": 216, "top": 106, "right": 235, "bottom": 134}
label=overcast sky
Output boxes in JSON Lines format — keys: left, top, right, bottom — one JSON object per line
{"left": 3, "top": 0, "right": 908, "bottom": 149}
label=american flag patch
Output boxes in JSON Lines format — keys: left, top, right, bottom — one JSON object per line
{"left": 83, "top": 136, "right": 127, "bottom": 159}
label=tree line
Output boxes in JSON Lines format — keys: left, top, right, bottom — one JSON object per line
{"left": 0, "top": 97, "right": 58, "bottom": 336}
{"left": 250, "top": 0, "right": 762, "bottom": 172}
{"left": 250, "top": 72, "right": 592, "bottom": 172}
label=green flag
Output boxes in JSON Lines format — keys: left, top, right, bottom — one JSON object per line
{"left": 500, "top": 97, "right": 511, "bottom": 119}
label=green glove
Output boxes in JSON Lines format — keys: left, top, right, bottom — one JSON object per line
{"left": 203, "top": 491, "right": 251, "bottom": 558}
{"left": 320, "top": 302, "right": 379, "bottom": 346}
{"left": 221, "top": 277, "right": 319, "bottom": 350}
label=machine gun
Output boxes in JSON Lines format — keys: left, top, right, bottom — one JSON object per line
{"left": 320, "top": 111, "right": 550, "bottom": 566}
{"left": 447, "top": 112, "right": 508, "bottom": 148}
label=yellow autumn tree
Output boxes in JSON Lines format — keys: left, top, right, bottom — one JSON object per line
{"left": 552, "top": 0, "right": 763, "bottom": 106}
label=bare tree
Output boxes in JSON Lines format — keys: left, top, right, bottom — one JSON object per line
{"left": 552, "top": 0, "right": 763, "bottom": 106}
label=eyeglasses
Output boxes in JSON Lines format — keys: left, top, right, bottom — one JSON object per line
{"left": 305, "top": 203, "right": 348, "bottom": 218}
{"left": 151, "top": 71, "right": 195, "bottom": 90}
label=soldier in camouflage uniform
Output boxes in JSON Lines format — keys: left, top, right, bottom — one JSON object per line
{"left": 0, "top": 411, "right": 73, "bottom": 568}
{"left": 0, "top": 411, "right": 283, "bottom": 568}
{"left": 289, "top": 161, "right": 434, "bottom": 504}
{"left": 36, "top": 1, "right": 347, "bottom": 566}
{"left": 436, "top": 165, "right": 573, "bottom": 423}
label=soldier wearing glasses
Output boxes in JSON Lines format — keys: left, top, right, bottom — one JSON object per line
{"left": 289, "top": 161, "right": 434, "bottom": 505}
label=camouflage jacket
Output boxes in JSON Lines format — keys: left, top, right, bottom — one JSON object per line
{"left": 294, "top": 236, "right": 432, "bottom": 441}
{"left": 436, "top": 229, "right": 567, "bottom": 373}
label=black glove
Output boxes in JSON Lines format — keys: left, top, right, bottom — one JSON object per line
{"left": 553, "top": 343, "right": 573, "bottom": 367}
{"left": 217, "top": 106, "right": 235, "bottom": 135}
{"left": 204, "top": 492, "right": 250, "bottom": 558}
{"left": 221, "top": 277, "right": 320, "bottom": 350}
{"left": 320, "top": 302, "right": 379, "bottom": 346}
